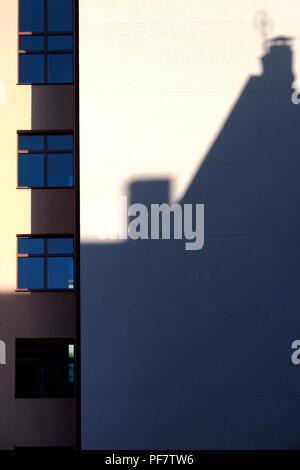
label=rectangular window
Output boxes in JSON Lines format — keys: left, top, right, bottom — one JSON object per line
{"left": 16, "top": 339, "right": 75, "bottom": 398}
{"left": 18, "top": 0, "right": 73, "bottom": 84}
{"left": 18, "top": 132, "right": 73, "bottom": 188}
{"left": 17, "top": 236, "right": 74, "bottom": 291}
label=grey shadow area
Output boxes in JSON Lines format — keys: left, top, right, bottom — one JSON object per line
{"left": 80, "top": 38, "right": 300, "bottom": 450}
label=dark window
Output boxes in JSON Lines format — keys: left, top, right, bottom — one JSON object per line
{"left": 18, "top": 0, "right": 73, "bottom": 84}
{"left": 16, "top": 339, "right": 75, "bottom": 398}
{"left": 18, "top": 133, "right": 73, "bottom": 188}
{"left": 17, "top": 236, "right": 74, "bottom": 290}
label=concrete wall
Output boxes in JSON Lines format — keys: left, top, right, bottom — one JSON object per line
{"left": 0, "top": 0, "right": 76, "bottom": 449}
{"left": 80, "top": 1, "right": 300, "bottom": 449}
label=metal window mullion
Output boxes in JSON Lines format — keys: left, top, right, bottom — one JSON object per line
{"left": 44, "top": 50, "right": 47, "bottom": 84}
{"left": 18, "top": 32, "right": 72, "bottom": 36}
{"left": 47, "top": 150, "right": 73, "bottom": 154}
{"left": 45, "top": 50, "right": 73, "bottom": 54}
{"left": 18, "top": 50, "right": 44, "bottom": 54}
{"left": 44, "top": 0, "right": 47, "bottom": 83}
{"left": 47, "top": 32, "right": 72, "bottom": 36}
{"left": 18, "top": 32, "right": 45, "bottom": 36}
{"left": 44, "top": 135, "right": 47, "bottom": 187}
{"left": 47, "top": 254, "right": 74, "bottom": 257}
{"left": 44, "top": 238, "right": 47, "bottom": 289}
{"left": 18, "top": 150, "right": 44, "bottom": 154}
{"left": 17, "top": 254, "right": 44, "bottom": 258}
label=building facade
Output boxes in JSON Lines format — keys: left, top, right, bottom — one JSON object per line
{"left": 1, "top": 0, "right": 300, "bottom": 450}
{"left": 0, "top": 0, "right": 79, "bottom": 449}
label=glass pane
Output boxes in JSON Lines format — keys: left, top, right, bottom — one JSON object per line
{"left": 47, "top": 238, "right": 74, "bottom": 254}
{"left": 16, "top": 339, "right": 75, "bottom": 398}
{"left": 18, "top": 257, "right": 44, "bottom": 289}
{"left": 19, "top": 0, "right": 44, "bottom": 32}
{"left": 18, "top": 134, "right": 44, "bottom": 151}
{"left": 47, "top": 35, "right": 73, "bottom": 50}
{"left": 19, "top": 53, "right": 44, "bottom": 84}
{"left": 47, "top": 153, "right": 73, "bottom": 187}
{"left": 18, "top": 238, "right": 44, "bottom": 254}
{"left": 47, "top": 257, "right": 74, "bottom": 289}
{"left": 19, "top": 35, "right": 44, "bottom": 51}
{"left": 47, "top": 0, "right": 73, "bottom": 32}
{"left": 47, "top": 53, "right": 73, "bottom": 83}
{"left": 68, "top": 363, "right": 74, "bottom": 383}
{"left": 47, "top": 134, "right": 73, "bottom": 151}
{"left": 68, "top": 344, "right": 74, "bottom": 358}
{"left": 18, "top": 154, "right": 44, "bottom": 187}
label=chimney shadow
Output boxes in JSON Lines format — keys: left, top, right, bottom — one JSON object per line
{"left": 76, "top": 39, "right": 300, "bottom": 448}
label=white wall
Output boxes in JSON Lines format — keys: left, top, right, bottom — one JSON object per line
{"left": 79, "top": 0, "right": 300, "bottom": 450}
{"left": 79, "top": 0, "right": 300, "bottom": 240}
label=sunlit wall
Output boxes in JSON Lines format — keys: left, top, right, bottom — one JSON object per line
{"left": 79, "top": 0, "right": 300, "bottom": 241}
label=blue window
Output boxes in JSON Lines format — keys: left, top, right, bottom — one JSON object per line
{"left": 19, "top": 54, "right": 45, "bottom": 84}
{"left": 47, "top": 0, "right": 73, "bottom": 32}
{"left": 47, "top": 53, "right": 73, "bottom": 84}
{"left": 47, "top": 238, "right": 74, "bottom": 254}
{"left": 47, "top": 257, "right": 74, "bottom": 289}
{"left": 19, "top": 0, "right": 44, "bottom": 33}
{"left": 18, "top": 0, "right": 73, "bottom": 84}
{"left": 17, "top": 236, "right": 74, "bottom": 290}
{"left": 68, "top": 363, "right": 74, "bottom": 384}
{"left": 19, "top": 35, "right": 45, "bottom": 51}
{"left": 18, "top": 257, "right": 44, "bottom": 290}
{"left": 47, "top": 35, "right": 73, "bottom": 51}
{"left": 18, "top": 133, "right": 73, "bottom": 188}
{"left": 18, "top": 153, "right": 44, "bottom": 187}
{"left": 18, "top": 237, "right": 45, "bottom": 254}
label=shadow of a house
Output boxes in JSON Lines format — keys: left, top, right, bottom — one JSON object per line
{"left": 42, "top": 37, "right": 300, "bottom": 448}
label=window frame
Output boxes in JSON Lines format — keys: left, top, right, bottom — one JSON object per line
{"left": 17, "top": 0, "right": 74, "bottom": 85}
{"left": 16, "top": 234, "right": 75, "bottom": 292}
{"left": 17, "top": 130, "right": 74, "bottom": 189}
{"left": 15, "top": 338, "right": 76, "bottom": 398}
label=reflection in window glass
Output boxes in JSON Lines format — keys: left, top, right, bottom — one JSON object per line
{"left": 47, "top": 0, "right": 73, "bottom": 32}
{"left": 18, "top": 154, "right": 44, "bottom": 187}
{"left": 47, "top": 257, "right": 74, "bottom": 289}
{"left": 19, "top": 0, "right": 44, "bottom": 32}
{"left": 68, "top": 344, "right": 74, "bottom": 358}
{"left": 18, "top": 258, "right": 44, "bottom": 289}
{"left": 47, "top": 53, "right": 73, "bottom": 83}
{"left": 19, "top": 53, "right": 44, "bottom": 83}
{"left": 68, "top": 363, "right": 74, "bottom": 383}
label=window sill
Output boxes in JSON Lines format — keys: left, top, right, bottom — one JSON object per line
{"left": 17, "top": 82, "right": 74, "bottom": 86}
{"left": 15, "top": 395, "right": 75, "bottom": 399}
{"left": 16, "top": 186, "right": 74, "bottom": 190}
{"left": 15, "top": 289, "right": 75, "bottom": 293}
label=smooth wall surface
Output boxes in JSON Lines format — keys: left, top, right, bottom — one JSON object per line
{"left": 80, "top": 1, "right": 300, "bottom": 449}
